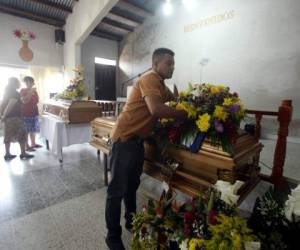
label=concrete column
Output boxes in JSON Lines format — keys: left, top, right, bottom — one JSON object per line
{"left": 63, "top": 0, "right": 118, "bottom": 83}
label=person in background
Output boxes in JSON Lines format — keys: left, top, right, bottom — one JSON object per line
{"left": 20, "top": 76, "right": 42, "bottom": 151}
{"left": 0, "top": 77, "right": 34, "bottom": 160}
{"left": 105, "top": 48, "right": 187, "bottom": 250}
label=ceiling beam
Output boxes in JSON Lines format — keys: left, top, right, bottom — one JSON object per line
{"left": 0, "top": 5, "right": 65, "bottom": 27}
{"left": 98, "top": 22, "right": 130, "bottom": 35}
{"left": 106, "top": 12, "right": 141, "bottom": 27}
{"left": 102, "top": 18, "right": 134, "bottom": 32}
{"left": 91, "top": 29, "right": 122, "bottom": 41}
{"left": 117, "top": 0, "right": 153, "bottom": 18}
{"left": 29, "top": 0, "right": 72, "bottom": 13}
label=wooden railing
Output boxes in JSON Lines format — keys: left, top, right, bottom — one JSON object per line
{"left": 94, "top": 100, "right": 126, "bottom": 117}
{"left": 94, "top": 100, "right": 116, "bottom": 117}
{"left": 246, "top": 100, "right": 293, "bottom": 187}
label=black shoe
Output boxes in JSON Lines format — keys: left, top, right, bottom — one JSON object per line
{"left": 4, "top": 154, "right": 16, "bottom": 161}
{"left": 26, "top": 147, "right": 36, "bottom": 152}
{"left": 105, "top": 237, "right": 125, "bottom": 250}
{"left": 20, "top": 153, "right": 34, "bottom": 160}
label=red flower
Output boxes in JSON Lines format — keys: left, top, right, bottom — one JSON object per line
{"left": 29, "top": 32, "right": 36, "bottom": 40}
{"left": 172, "top": 202, "right": 180, "bottom": 212}
{"left": 233, "top": 92, "right": 239, "bottom": 97}
{"left": 167, "top": 124, "right": 183, "bottom": 143}
{"left": 156, "top": 207, "right": 163, "bottom": 218}
{"left": 14, "top": 29, "right": 22, "bottom": 38}
{"left": 208, "top": 209, "right": 218, "bottom": 225}
{"left": 184, "top": 211, "right": 195, "bottom": 224}
{"left": 224, "top": 120, "right": 237, "bottom": 144}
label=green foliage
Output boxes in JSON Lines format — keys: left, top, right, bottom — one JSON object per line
{"left": 247, "top": 187, "right": 288, "bottom": 250}
{"left": 206, "top": 214, "right": 254, "bottom": 250}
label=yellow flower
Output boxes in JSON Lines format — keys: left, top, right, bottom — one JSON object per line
{"left": 179, "top": 91, "right": 189, "bottom": 97}
{"left": 160, "top": 118, "right": 175, "bottom": 123}
{"left": 210, "top": 86, "right": 220, "bottom": 94}
{"left": 185, "top": 104, "right": 198, "bottom": 119}
{"left": 169, "top": 101, "right": 177, "bottom": 108}
{"left": 213, "top": 106, "right": 229, "bottom": 122}
{"left": 176, "top": 102, "right": 198, "bottom": 119}
{"left": 217, "top": 84, "right": 225, "bottom": 90}
{"left": 189, "top": 238, "right": 205, "bottom": 250}
{"left": 210, "top": 84, "right": 226, "bottom": 95}
{"left": 176, "top": 102, "right": 186, "bottom": 111}
{"left": 236, "top": 103, "right": 246, "bottom": 118}
{"left": 196, "top": 113, "right": 211, "bottom": 132}
{"left": 223, "top": 97, "right": 233, "bottom": 106}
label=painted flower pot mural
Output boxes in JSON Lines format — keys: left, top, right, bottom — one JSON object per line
{"left": 13, "top": 29, "right": 36, "bottom": 62}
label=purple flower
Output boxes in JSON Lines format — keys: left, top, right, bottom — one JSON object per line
{"left": 229, "top": 104, "right": 241, "bottom": 112}
{"left": 214, "top": 120, "right": 224, "bottom": 133}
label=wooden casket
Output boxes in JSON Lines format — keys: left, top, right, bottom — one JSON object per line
{"left": 42, "top": 100, "right": 101, "bottom": 123}
{"left": 90, "top": 117, "right": 263, "bottom": 202}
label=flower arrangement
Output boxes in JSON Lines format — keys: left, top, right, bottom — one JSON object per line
{"left": 13, "top": 29, "right": 36, "bottom": 41}
{"left": 285, "top": 184, "right": 300, "bottom": 222}
{"left": 55, "top": 65, "right": 88, "bottom": 100}
{"left": 248, "top": 184, "right": 300, "bottom": 250}
{"left": 131, "top": 184, "right": 258, "bottom": 250}
{"left": 155, "top": 83, "right": 245, "bottom": 154}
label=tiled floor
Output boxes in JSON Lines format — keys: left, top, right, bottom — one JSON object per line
{"left": 0, "top": 135, "right": 299, "bottom": 250}
{"left": 0, "top": 139, "right": 113, "bottom": 250}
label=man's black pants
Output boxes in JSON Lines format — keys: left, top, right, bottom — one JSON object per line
{"left": 105, "top": 138, "right": 144, "bottom": 240}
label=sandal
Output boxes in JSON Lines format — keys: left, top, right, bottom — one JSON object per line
{"left": 26, "top": 147, "right": 36, "bottom": 152}
{"left": 4, "top": 154, "right": 16, "bottom": 161}
{"left": 20, "top": 153, "right": 34, "bottom": 160}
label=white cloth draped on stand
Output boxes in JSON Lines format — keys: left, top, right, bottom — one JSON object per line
{"left": 40, "top": 115, "right": 92, "bottom": 161}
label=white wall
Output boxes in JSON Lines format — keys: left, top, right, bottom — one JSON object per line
{"left": 63, "top": 0, "right": 118, "bottom": 83}
{"left": 118, "top": 0, "right": 300, "bottom": 136}
{"left": 81, "top": 36, "right": 118, "bottom": 99}
{"left": 0, "top": 12, "right": 63, "bottom": 68}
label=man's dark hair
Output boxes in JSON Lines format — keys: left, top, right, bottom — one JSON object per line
{"left": 152, "top": 48, "right": 174, "bottom": 62}
{"left": 23, "top": 76, "right": 34, "bottom": 83}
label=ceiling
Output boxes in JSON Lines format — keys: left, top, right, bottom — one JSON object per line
{"left": 0, "top": 0, "right": 163, "bottom": 42}
{"left": 0, "top": 0, "right": 77, "bottom": 27}
{"left": 91, "top": 0, "right": 162, "bottom": 41}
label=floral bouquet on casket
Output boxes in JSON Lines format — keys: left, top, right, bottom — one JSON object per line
{"left": 154, "top": 83, "right": 246, "bottom": 154}
{"left": 55, "top": 65, "right": 88, "bottom": 101}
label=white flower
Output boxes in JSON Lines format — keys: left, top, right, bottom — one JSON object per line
{"left": 285, "top": 184, "right": 300, "bottom": 222}
{"left": 162, "top": 181, "right": 170, "bottom": 192}
{"left": 244, "top": 241, "right": 261, "bottom": 250}
{"left": 179, "top": 239, "right": 188, "bottom": 250}
{"left": 214, "top": 180, "right": 244, "bottom": 205}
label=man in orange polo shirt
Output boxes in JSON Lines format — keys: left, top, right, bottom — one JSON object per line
{"left": 105, "top": 48, "right": 187, "bottom": 250}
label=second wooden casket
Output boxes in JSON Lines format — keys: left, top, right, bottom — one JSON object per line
{"left": 90, "top": 117, "right": 263, "bottom": 202}
{"left": 42, "top": 100, "right": 101, "bottom": 123}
